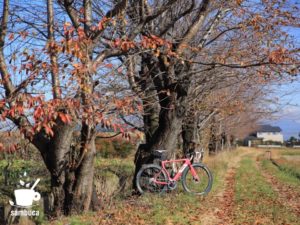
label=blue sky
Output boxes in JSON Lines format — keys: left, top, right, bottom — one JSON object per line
{"left": 267, "top": 72, "right": 300, "bottom": 140}
{"left": 271, "top": 79, "right": 300, "bottom": 140}
{"left": 264, "top": 25, "right": 300, "bottom": 140}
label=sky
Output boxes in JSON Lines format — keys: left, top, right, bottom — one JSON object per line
{"left": 270, "top": 80, "right": 300, "bottom": 140}
{"left": 265, "top": 25, "right": 300, "bottom": 140}
{"left": 1, "top": 0, "right": 299, "bottom": 140}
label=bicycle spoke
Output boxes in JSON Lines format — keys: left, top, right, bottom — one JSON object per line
{"left": 136, "top": 164, "right": 168, "bottom": 194}
{"left": 182, "top": 164, "right": 213, "bottom": 195}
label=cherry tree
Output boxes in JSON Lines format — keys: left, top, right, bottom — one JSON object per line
{"left": 0, "top": 0, "right": 299, "bottom": 215}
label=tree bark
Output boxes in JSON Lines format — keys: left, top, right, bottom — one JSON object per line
{"left": 31, "top": 121, "right": 99, "bottom": 216}
{"left": 70, "top": 138, "right": 96, "bottom": 214}
{"left": 182, "top": 111, "right": 198, "bottom": 156}
{"left": 132, "top": 53, "right": 191, "bottom": 189}
{"left": 208, "top": 117, "right": 218, "bottom": 155}
{"left": 133, "top": 78, "right": 189, "bottom": 187}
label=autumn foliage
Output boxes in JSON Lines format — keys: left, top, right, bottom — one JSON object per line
{"left": 0, "top": 0, "right": 299, "bottom": 216}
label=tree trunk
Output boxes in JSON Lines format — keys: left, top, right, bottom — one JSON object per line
{"left": 182, "top": 111, "right": 199, "bottom": 156}
{"left": 133, "top": 91, "right": 188, "bottom": 187}
{"left": 208, "top": 117, "right": 218, "bottom": 155}
{"left": 32, "top": 122, "right": 99, "bottom": 216}
{"left": 70, "top": 138, "right": 96, "bottom": 214}
{"left": 132, "top": 54, "right": 190, "bottom": 189}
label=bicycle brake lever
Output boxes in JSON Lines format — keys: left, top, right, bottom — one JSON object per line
{"left": 190, "top": 154, "right": 194, "bottom": 161}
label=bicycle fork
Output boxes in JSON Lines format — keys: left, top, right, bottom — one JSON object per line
{"left": 188, "top": 165, "right": 200, "bottom": 182}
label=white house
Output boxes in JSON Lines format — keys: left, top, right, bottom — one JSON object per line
{"left": 245, "top": 125, "right": 284, "bottom": 147}
{"left": 256, "top": 125, "right": 284, "bottom": 143}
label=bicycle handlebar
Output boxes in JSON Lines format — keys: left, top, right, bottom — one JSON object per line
{"left": 186, "top": 150, "right": 204, "bottom": 161}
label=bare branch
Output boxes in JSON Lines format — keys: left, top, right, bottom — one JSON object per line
{"left": 84, "top": 0, "right": 92, "bottom": 34}
{"left": 0, "top": 0, "right": 15, "bottom": 97}
{"left": 160, "top": 1, "right": 195, "bottom": 36}
{"left": 120, "top": 114, "right": 144, "bottom": 132}
{"left": 97, "top": 132, "right": 122, "bottom": 139}
{"left": 198, "top": 8, "right": 230, "bottom": 48}
{"left": 127, "top": 56, "right": 143, "bottom": 98}
{"left": 204, "top": 26, "right": 240, "bottom": 47}
{"left": 144, "top": 0, "right": 177, "bottom": 23}
{"left": 176, "top": 0, "right": 210, "bottom": 53}
{"left": 47, "top": 0, "right": 61, "bottom": 99}
{"left": 105, "top": 0, "right": 128, "bottom": 18}
{"left": 59, "top": 0, "right": 80, "bottom": 28}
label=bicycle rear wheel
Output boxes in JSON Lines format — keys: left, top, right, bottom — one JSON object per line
{"left": 136, "top": 164, "right": 168, "bottom": 194}
{"left": 182, "top": 163, "right": 213, "bottom": 195}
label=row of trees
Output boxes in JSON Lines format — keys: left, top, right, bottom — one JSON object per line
{"left": 0, "top": 0, "right": 299, "bottom": 216}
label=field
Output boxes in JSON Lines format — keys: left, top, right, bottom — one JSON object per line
{"left": 1, "top": 148, "right": 300, "bottom": 224}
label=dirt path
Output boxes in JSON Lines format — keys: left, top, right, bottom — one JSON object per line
{"left": 199, "top": 149, "right": 257, "bottom": 225}
{"left": 215, "top": 168, "right": 236, "bottom": 225}
{"left": 258, "top": 161, "right": 300, "bottom": 217}
{"left": 199, "top": 167, "right": 236, "bottom": 225}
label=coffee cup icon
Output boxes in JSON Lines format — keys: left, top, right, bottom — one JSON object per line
{"left": 14, "top": 189, "right": 41, "bottom": 207}
{"left": 13, "top": 178, "right": 41, "bottom": 207}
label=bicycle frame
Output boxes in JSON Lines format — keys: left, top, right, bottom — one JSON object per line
{"left": 154, "top": 158, "right": 200, "bottom": 185}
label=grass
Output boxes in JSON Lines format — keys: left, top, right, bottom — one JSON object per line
{"left": 273, "top": 158, "right": 300, "bottom": 179}
{"left": 46, "top": 193, "right": 205, "bottom": 225}
{"left": 279, "top": 149, "right": 300, "bottom": 156}
{"left": 4, "top": 148, "right": 299, "bottom": 225}
{"left": 137, "top": 193, "right": 201, "bottom": 225}
{"left": 47, "top": 149, "right": 240, "bottom": 225}
{"left": 0, "top": 159, "right": 50, "bottom": 205}
{"left": 47, "top": 212, "right": 96, "bottom": 225}
{"left": 261, "top": 159, "right": 300, "bottom": 190}
{"left": 259, "top": 148, "right": 300, "bottom": 189}
{"left": 233, "top": 157, "right": 299, "bottom": 225}
{"left": 95, "top": 157, "right": 135, "bottom": 176}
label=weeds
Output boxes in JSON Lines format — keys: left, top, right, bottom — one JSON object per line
{"left": 261, "top": 159, "right": 300, "bottom": 189}
{"left": 234, "top": 157, "right": 298, "bottom": 224}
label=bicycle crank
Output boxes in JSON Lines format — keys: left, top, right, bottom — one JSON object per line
{"left": 167, "top": 181, "right": 177, "bottom": 190}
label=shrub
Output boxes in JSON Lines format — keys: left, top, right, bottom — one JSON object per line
{"left": 95, "top": 137, "right": 135, "bottom": 158}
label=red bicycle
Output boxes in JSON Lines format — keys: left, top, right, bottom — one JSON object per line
{"left": 136, "top": 150, "right": 213, "bottom": 195}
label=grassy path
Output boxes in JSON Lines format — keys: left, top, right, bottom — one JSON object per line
{"left": 259, "top": 157, "right": 300, "bottom": 217}
{"left": 215, "top": 168, "right": 236, "bottom": 224}
{"left": 233, "top": 157, "right": 299, "bottom": 225}
{"left": 199, "top": 148, "right": 255, "bottom": 225}
{"left": 46, "top": 148, "right": 300, "bottom": 224}
{"left": 260, "top": 165, "right": 300, "bottom": 216}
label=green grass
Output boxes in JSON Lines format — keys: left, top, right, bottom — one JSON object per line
{"left": 46, "top": 192, "right": 207, "bottom": 225}
{"left": 1, "top": 148, "right": 298, "bottom": 225}
{"left": 234, "top": 157, "right": 299, "bottom": 225}
{"left": 121, "top": 192, "right": 205, "bottom": 225}
{"left": 273, "top": 159, "right": 300, "bottom": 179}
{"left": 279, "top": 149, "right": 300, "bottom": 156}
{"left": 261, "top": 159, "right": 300, "bottom": 189}
{"left": 205, "top": 160, "right": 227, "bottom": 194}
{"left": 44, "top": 212, "right": 96, "bottom": 225}
{"left": 47, "top": 151, "right": 232, "bottom": 225}
{"left": 95, "top": 157, "right": 135, "bottom": 175}
{"left": 0, "top": 159, "right": 50, "bottom": 205}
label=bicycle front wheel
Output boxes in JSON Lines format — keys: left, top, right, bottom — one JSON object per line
{"left": 182, "top": 163, "right": 213, "bottom": 195}
{"left": 136, "top": 164, "right": 168, "bottom": 194}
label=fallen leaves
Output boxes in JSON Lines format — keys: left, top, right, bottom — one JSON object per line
{"left": 216, "top": 169, "right": 236, "bottom": 225}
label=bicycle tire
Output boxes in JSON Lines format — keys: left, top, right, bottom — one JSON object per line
{"left": 136, "top": 164, "right": 168, "bottom": 194}
{"left": 182, "top": 163, "right": 213, "bottom": 195}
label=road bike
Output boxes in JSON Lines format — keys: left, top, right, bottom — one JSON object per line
{"left": 136, "top": 150, "right": 213, "bottom": 195}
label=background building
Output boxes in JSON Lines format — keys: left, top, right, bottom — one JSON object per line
{"left": 245, "top": 125, "right": 284, "bottom": 147}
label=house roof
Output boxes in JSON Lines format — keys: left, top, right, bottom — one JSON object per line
{"left": 256, "top": 125, "right": 282, "bottom": 132}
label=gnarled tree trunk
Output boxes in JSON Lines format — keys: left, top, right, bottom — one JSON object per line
{"left": 133, "top": 55, "right": 190, "bottom": 187}
{"left": 32, "top": 121, "right": 99, "bottom": 216}
{"left": 133, "top": 95, "right": 187, "bottom": 186}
